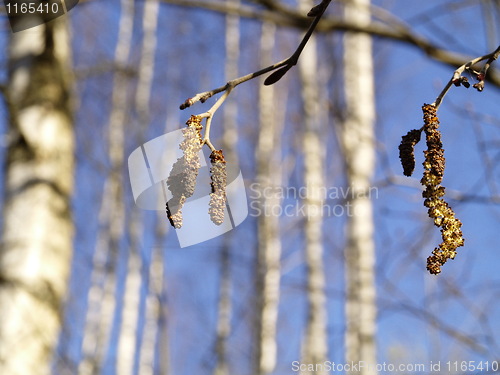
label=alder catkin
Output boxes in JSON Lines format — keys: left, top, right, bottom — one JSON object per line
{"left": 399, "top": 129, "right": 422, "bottom": 176}
{"left": 165, "top": 116, "right": 203, "bottom": 228}
{"left": 179, "top": 116, "right": 203, "bottom": 190}
{"left": 166, "top": 196, "right": 185, "bottom": 229}
{"left": 420, "top": 104, "right": 464, "bottom": 275}
{"left": 208, "top": 149, "right": 227, "bottom": 225}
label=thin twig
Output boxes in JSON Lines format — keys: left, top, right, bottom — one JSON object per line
{"left": 290, "top": 0, "right": 331, "bottom": 66}
{"left": 179, "top": 0, "right": 331, "bottom": 110}
{"left": 474, "top": 44, "right": 500, "bottom": 92}
{"left": 179, "top": 59, "right": 289, "bottom": 110}
{"left": 198, "top": 87, "right": 233, "bottom": 152}
{"left": 433, "top": 45, "right": 500, "bottom": 110}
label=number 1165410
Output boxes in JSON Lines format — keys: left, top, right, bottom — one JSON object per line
{"left": 5, "top": 1, "right": 60, "bottom": 15}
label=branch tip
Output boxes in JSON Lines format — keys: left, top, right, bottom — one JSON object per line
{"left": 434, "top": 45, "right": 499, "bottom": 109}
{"left": 264, "top": 66, "right": 291, "bottom": 86}
{"left": 180, "top": 98, "right": 194, "bottom": 110}
{"left": 307, "top": 1, "right": 327, "bottom": 17}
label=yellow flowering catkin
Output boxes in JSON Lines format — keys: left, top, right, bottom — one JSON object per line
{"left": 208, "top": 149, "right": 227, "bottom": 225}
{"left": 421, "top": 104, "right": 464, "bottom": 274}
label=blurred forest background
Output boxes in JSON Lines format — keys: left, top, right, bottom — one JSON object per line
{"left": 0, "top": 0, "right": 500, "bottom": 374}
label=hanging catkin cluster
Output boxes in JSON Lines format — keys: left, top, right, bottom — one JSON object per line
{"left": 166, "top": 116, "right": 203, "bottom": 228}
{"left": 165, "top": 116, "right": 229, "bottom": 228}
{"left": 399, "top": 105, "right": 465, "bottom": 274}
{"left": 420, "top": 104, "right": 464, "bottom": 274}
{"left": 208, "top": 149, "right": 227, "bottom": 225}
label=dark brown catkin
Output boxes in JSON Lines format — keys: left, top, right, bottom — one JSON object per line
{"left": 399, "top": 129, "right": 422, "bottom": 176}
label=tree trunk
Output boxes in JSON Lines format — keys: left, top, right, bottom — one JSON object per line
{"left": 139, "top": 245, "right": 165, "bottom": 375}
{"left": 117, "top": 213, "right": 142, "bottom": 375}
{"left": 79, "top": 0, "right": 134, "bottom": 373}
{"left": 341, "top": 0, "right": 377, "bottom": 374}
{"left": 214, "top": 243, "right": 232, "bottom": 375}
{"left": 118, "top": 0, "right": 161, "bottom": 372}
{"left": 298, "top": 0, "right": 328, "bottom": 370}
{"left": 133, "top": 2, "right": 165, "bottom": 375}
{"left": 214, "top": 1, "right": 240, "bottom": 373}
{"left": 0, "top": 18, "right": 74, "bottom": 375}
{"left": 254, "top": 22, "right": 282, "bottom": 375}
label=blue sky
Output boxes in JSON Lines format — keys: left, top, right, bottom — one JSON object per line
{"left": 1, "top": 0, "right": 500, "bottom": 374}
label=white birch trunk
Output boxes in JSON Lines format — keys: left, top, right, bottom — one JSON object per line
{"left": 118, "top": 0, "right": 161, "bottom": 372}
{"left": 0, "top": 19, "right": 74, "bottom": 375}
{"left": 298, "top": 0, "right": 328, "bottom": 370}
{"left": 222, "top": 0, "right": 240, "bottom": 161}
{"left": 214, "top": 2, "right": 240, "bottom": 374}
{"left": 214, "top": 245, "right": 232, "bottom": 375}
{"left": 341, "top": 0, "right": 377, "bottom": 374}
{"left": 133, "top": 2, "right": 164, "bottom": 375}
{"left": 155, "top": 110, "right": 180, "bottom": 375}
{"left": 139, "top": 246, "right": 164, "bottom": 375}
{"left": 79, "top": 0, "right": 134, "bottom": 373}
{"left": 117, "top": 212, "right": 142, "bottom": 375}
{"left": 135, "top": 0, "right": 159, "bottom": 131}
{"left": 255, "top": 22, "right": 282, "bottom": 375}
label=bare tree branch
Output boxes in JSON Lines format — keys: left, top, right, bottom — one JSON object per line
{"left": 433, "top": 45, "right": 500, "bottom": 109}
{"left": 159, "top": 0, "right": 500, "bottom": 88}
{"left": 179, "top": 0, "right": 331, "bottom": 110}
